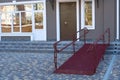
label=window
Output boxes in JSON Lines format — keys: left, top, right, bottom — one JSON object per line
{"left": 1, "top": 12, "right": 13, "bottom": 33}
{"left": 21, "top": 12, "right": 32, "bottom": 32}
{"left": 16, "top": 4, "right": 32, "bottom": 11}
{"left": 34, "top": 3, "right": 44, "bottom": 29}
{"left": 13, "top": 12, "right": 20, "bottom": 32}
{"left": 81, "top": 0, "right": 95, "bottom": 29}
{"left": 33, "top": 3, "right": 44, "bottom": 10}
{"left": 0, "top": 2, "right": 45, "bottom": 33}
{"left": 34, "top": 12, "right": 43, "bottom": 29}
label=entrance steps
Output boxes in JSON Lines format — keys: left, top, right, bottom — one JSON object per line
{"left": 0, "top": 41, "right": 55, "bottom": 53}
{"left": 0, "top": 41, "right": 116, "bottom": 53}
{"left": 0, "top": 41, "right": 76, "bottom": 53}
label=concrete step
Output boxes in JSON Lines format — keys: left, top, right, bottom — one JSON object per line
{"left": 0, "top": 41, "right": 77, "bottom": 53}
{"left": 0, "top": 41, "right": 116, "bottom": 53}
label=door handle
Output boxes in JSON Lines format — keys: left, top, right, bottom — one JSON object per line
{"left": 64, "top": 21, "right": 68, "bottom": 25}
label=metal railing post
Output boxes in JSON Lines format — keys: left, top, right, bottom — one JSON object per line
{"left": 54, "top": 51, "right": 57, "bottom": 69}
{"left": 103, "top": 35, "right": 105, "bottom": 44}
{"left": 72, "top": 41, "right": 76, "bottom": 53}
{"left": 84, "top": 28, "right": 86, "bottom": 44}
{"left": 108, "top": 28, "right": 110, "bottom": 44}
{"left": 53, "top": 44, "right": 58, "bottom": 70}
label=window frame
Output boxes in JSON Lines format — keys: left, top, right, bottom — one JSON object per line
{"left": 0, "top": 2, "right": 45, "bottom": 33}
{"left": 81, "top": 0, "right": 95, "bottom": 30}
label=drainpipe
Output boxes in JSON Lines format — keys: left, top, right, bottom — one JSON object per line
{"left": 116, "top": 0, "right": 119, "bottom": 40}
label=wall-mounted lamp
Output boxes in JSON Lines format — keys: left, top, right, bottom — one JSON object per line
{"left": 49, "top": 0, "right": 55, "bottom": 10}
{"left": 12, "top": 0, "right": 16, "bottom": 3}
{"left": 97, "top": 0, "right": 99, "bottom": 8}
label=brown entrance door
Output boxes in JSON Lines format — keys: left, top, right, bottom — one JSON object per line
{"left": 60, "top": 2, "right": 76, "bottom": 41}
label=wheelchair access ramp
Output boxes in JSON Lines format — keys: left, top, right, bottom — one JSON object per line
{"left": 53, "top": 28, "right": 110, "bottom": 75}
{"left": 54, "top": 44, "right": 109, "bottom": 75}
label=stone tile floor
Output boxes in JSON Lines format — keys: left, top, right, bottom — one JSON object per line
{"left": 108, "top": 55, "right": 120, "bottom": 80}
{"left": 0, "top": 52, "right": 119, "bottom": 80}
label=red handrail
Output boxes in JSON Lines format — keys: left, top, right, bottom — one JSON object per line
{"left": 53, "top": 27, "right": 89, "bottom": 69}
{"left": 87, "top": 28, "right": 110, "bottom": 52}
{"left": 87, "top": 28, "right": 110, "bottom": 68}
{"left": 95, "top": 28, "right": 110, "bottom": 44}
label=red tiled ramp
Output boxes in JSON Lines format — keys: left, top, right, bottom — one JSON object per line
{"left": 54, "top": 44, "right": 109, "bottom": 75}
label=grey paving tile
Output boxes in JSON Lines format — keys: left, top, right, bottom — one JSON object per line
{"left": 108, "top": 55, "right": 120, "bottom": 80}
{"left": 0, "top": 52, "right": 117, "bottom": 80}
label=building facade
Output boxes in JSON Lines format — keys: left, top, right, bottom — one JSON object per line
{"left": 0, "top": 0, "right": 119, "bottom": 41}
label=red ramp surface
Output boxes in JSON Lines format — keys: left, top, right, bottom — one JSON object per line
{"left": 54, "top": 44, "right": 109, "bottom": 75}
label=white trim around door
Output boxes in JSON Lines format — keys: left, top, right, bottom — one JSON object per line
{"left": 56, "top": 0, "right": 79, "bottom": 41}
{"left": 116, "top": 0, "right": 119, "bottom": 39}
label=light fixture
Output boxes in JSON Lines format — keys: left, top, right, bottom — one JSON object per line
{"left": 12, "top": 0, "right": 16, "bottom": 3}
{"left": 49, "top": 0, "right": 54, "bottom": 10}
{"left": 97, "top": 0, "right": 99, "bottom": 8}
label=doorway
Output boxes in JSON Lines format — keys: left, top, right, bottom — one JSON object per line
{"left": 56, "top": 0, "right": 79, "bottom": 41}
{"left": 60, "top": 2, "right": 76, "bottom": 40}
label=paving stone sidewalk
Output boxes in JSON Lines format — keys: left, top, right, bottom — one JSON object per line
{"left": 0, "top": 52, "right": 118, "bottom": 80}
{"left": 108, "top": 55, "right": 120, "bottom": 80}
